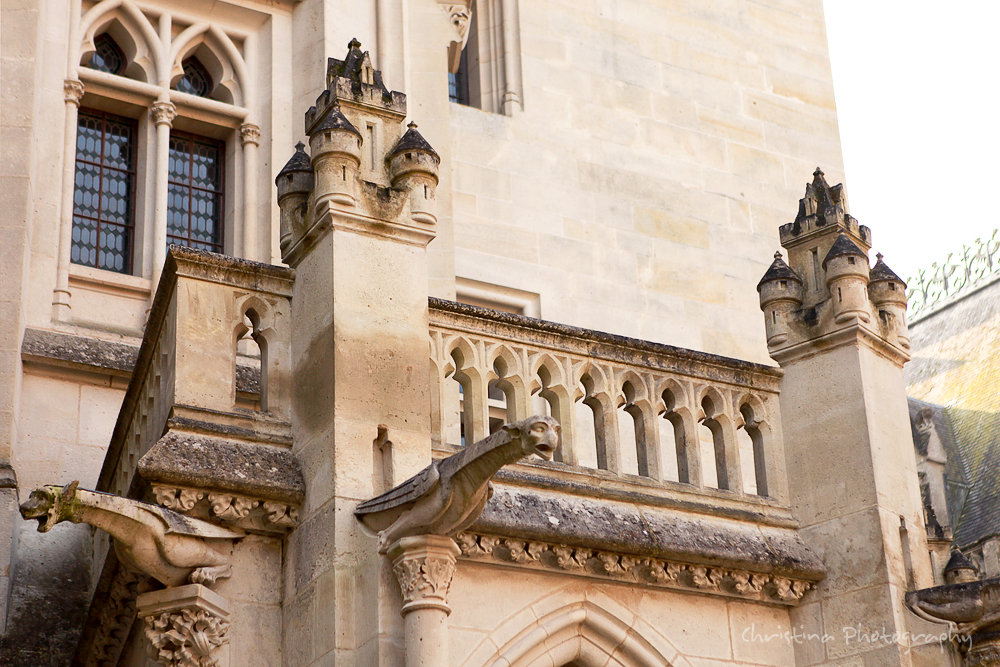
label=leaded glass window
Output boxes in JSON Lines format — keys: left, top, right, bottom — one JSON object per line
{"left": 89, "top": 34, "right": 125, "bottom": 75}
{"left": 167, "top": 132, "right": 224, "bottom": 253}
{"left": 175, "top": 58, "right": 212, "bottom": 97}
{"left": 71, "top": 110, "right": 136, "bottom": 273}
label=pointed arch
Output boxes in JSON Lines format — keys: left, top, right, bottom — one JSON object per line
{"left": 468, "top": 599, "right": 688, "bottom": 667}
{"left": 169, "top": 24, "right": 248, "bottom": 106}
{"left": 77, "top": 0, "right": 159, "bottom": 82}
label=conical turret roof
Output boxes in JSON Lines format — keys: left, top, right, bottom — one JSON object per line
{"left": 869, "top": 253, "right": 906, "bottom": 287}
{"left": 944, "top": 549, "right": 977, "bottom": 574}
{"left": 822, "top": 233, "right": 866, "bottom": 269}
{"left": 275, "top": 142, "right": 313, "bottom": 185}
{"left": 389, "top": 122, "right": 439, "bottom": 161}
{"left": 310, "top": 104, "right": 361, "bottom": 137}
{"left": 757, "top": 252, "right": 802, "bottom": 292}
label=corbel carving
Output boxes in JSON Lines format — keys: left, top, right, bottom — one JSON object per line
{"left": 150, "top": 101, "right": 177, "bottom": 127}
{"left": 64, "top": 79, "right": 85, "bottom": 106}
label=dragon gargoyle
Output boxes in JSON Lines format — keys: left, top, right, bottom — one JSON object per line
{"left": 19, "top": 481, "right": 243, "bottom": 586}
{"left": 355, "top": 415, "right": 560, "bottom": 552}
{"left": 905, "top": 577, "right": 1000, "bottom": 635}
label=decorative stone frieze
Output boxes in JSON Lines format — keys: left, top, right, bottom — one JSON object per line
{"left": 152, "top": 484, "right": 299, "bottom": 532}
{"left": 456, "top": 531, "right": 815, "bottom": 605}
{"left": 137, "top": 584, "right": 231, "bottom": 667}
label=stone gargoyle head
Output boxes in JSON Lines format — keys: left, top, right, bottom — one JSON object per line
{"left": 505, "top": 415, "right": 560, "bottom": 461}
{"left": 19, "top": 481, "right": 79, "bottom": 533}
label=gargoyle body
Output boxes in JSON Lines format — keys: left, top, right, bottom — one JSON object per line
{"left": 355, "top": 416, "right": 560, "bottom": 552}
{"left": 19, "top": 482, "right": 243, "bottom": 586}
{"left": 905, "top": 577, "right": 1000, "bottom": 634}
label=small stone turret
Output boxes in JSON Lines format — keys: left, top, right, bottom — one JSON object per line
{"left": 823, "top": 233, "right": 871, "bottom": 324}
{"left": 388, "top": 122, "right": 440, "bottom": 226}
{"left": 757, "top": 168, "right": 909, "bottom": 363}
{"left": 868, "top": 253, "right": 910, "bottom": 349}
{"left": 277, "top": 38, "right": 439, "bottom": 267}
{"left": 307, "top": 104, "right": 362, "bottom": 208}
{"left": 757, "top": 252, "right": 802, "bottom": 347}
{"left": 943, "top": 549, "right": 979, "bottom": 584}
{"left": 275, "top": 142, "right": 314, "bottom": 254}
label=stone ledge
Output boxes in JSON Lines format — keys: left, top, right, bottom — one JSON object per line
{"left": 138, "top": 430, "right": 305, "bottom": 506}
{"left": 21, "top": 327, "right": 138, "bottom": 375}
{"left": 471, "top": 485, "right": 825, "bottom": 581}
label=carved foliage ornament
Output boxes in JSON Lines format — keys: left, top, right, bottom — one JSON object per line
{"left": 456, "top": 531, "right": 815, "bottom": 605}
{"left": 153, "top": 484, "right": 299, "bottom": 529}
{"left": 145, "top": 608, "right": 230, "bottom": 667}
{"left": 392, "top": 553, "right": 457, "bottom": 608}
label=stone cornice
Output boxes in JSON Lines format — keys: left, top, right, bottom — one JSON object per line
{"left": 769, "top": 318, "right": 910, "bottom": 367}
{"left": 456, "top": 531, "right": 815, "bottom": 606}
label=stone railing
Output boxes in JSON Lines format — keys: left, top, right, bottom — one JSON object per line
{"left": 907, "top": 228, "right": 1000, "bottom": 319}
{"left": 428, "top": 299, "right": 788, "bottom": 504}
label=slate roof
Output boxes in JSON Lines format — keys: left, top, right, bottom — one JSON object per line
{"left": 389, "top": 122, "right": 439, "bottom": 161}
{"left": 870, "top": 253, "right": 906, "bottom": 287}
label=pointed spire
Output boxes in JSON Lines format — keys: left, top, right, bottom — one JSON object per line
{"left": 822, "top": 233, "right": 866, "bottom": 269}
{"left": 389, "top": 121, "right": 440, "bottom": 161}
{"left": 310, "top": 103, "right": 361, "bottom": 137}
{"left": 757, "top": 251, "right": 802, "bottom": 292}
{"left": 869, "top": 252, "right": 906, "bottom": 287}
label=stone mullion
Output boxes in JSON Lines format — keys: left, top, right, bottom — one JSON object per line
{"left": 149, "top": 100, "right": 176, "bottom": 293}
{"left": 633, "top": 400, "right": 662, "bottom": 480}
{"left": 677, "top": 408, "right": 703, "bottom": 488}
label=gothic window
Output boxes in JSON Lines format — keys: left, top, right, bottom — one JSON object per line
{"left": 167, "top": 131, "right": 225, "bottom": 252}
{"left": 447, "top": 0, "right": 523, "bottom": 114}
{"left": 89, "top": 34, "right": 125, "bottom": 75}
{"left": 175, "top": 57, "right": 212, "bottom": 97}
{"left": 71, "top": 109, "right": 136, "bottom": 273}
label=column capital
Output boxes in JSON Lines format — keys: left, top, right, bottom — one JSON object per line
{"left": 150, "top": 101, "right": 177, "bottom": 127}
{"left": 64, "top": 79, "right": 85, "bottom": 106}
{"left": 239, "top": 123, "right": 261, "bottom": 147}
{"left": 138, "top": 583, "right": 230, "bottom": 667}
{"left": 389, "top": 534, "right": 461, "bottom": 615}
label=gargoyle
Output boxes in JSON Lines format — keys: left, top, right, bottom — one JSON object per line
{"left": 19, "top": 481, "right": 243, "bottom": 587}
{"left": 905, "top": 577, "right": 1000, "bottom": 634}
{"left": 355, "top": 415, "right": 560, "bottom": 553}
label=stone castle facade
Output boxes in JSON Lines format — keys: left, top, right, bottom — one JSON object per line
{"left": 1, "top": 0, "right": 994, "bottom": 665}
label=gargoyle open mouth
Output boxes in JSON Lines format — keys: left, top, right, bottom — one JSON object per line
{"left": 19, "top": 491, "right": 56, "bottom": 533}
{"left": 534, "top": 442, "right": 555, "bottom": 460}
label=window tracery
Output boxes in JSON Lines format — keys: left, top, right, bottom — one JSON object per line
{"left": 175, "top": 58, "right": 213, "bottom": 97}
{"left": 89, "top": 34, "right": 125, "bottom": 75}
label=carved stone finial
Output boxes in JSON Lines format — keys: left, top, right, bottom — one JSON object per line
{"left": 408, "top": 121, "right": 418, "bottom": 129}
{"left": 355, "top": 416, "right": 560, "bottom": 552}
{"left": 774, "top": 251, "right": 782, "bottom": 260}
{"left": 876, "top": 252, "right": 884, "bottom": 261}
{"left": 138, "top": 584, "right": 231, "bottom": 667}
{"left": 348, "top": 37, "right": 362, "bottom": 50}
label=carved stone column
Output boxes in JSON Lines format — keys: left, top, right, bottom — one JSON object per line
{"left": 238, "top": 123, "right": 260, "bottom": 261}
{"left": 137, "top": 583, "right": 231, "bottom": 667}
{"left": 53, "top": 79, "right": 85, "bottom": 321}
{"left": 150, "top": 100, "right": 176, "bottom": 293}
{"left": 389, "top": 535, "right": 461, "bottom": 667}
